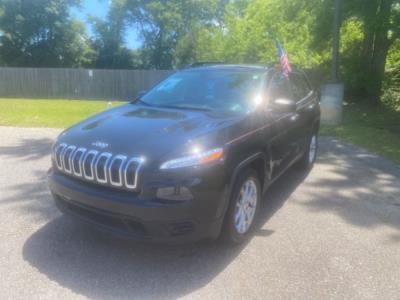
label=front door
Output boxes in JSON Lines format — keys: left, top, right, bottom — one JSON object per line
{"left": 266, "top": 71, "right": 299, "bottom": 178}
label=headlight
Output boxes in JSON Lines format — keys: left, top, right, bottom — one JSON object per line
{"left": 160, "top": 147, "right": 224, "bottom": 169}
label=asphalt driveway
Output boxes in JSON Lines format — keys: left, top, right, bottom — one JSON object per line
{"left": 1, "top": 126, "right": 400, "bottom": 300}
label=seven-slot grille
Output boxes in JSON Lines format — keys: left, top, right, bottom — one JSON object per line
{"left": 53, "top": 143, "right": 143, "bottom": 190}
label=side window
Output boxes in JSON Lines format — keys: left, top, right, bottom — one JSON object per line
{"left": 300, "top": 74, "right": 312, "bottom": 93}
{"left": 268, "top": 72, "right": 294, "bottom": 102}
{"left": 289, "top": 73, "right": 311, "bottom": 101}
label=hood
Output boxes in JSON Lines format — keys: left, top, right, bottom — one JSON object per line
{"left": 57, "top": 103, "right": 244, "bottom": 164}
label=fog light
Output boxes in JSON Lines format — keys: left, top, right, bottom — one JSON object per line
{"left": 156, "top": 186, "right": 193, "bottom": 201}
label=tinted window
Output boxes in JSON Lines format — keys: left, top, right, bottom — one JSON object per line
{"left": 268, "top": 72, "right": 294, "bottom": 101}
{"left": 290, "top": 73, "right": 311, "bottom": 101}
{"left": 140, "top": 70, "right": 264, "bottom": 113}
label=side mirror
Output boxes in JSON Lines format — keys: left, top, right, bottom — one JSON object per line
{"left": 269, "top": 98, "right": 296, "bottom": 114}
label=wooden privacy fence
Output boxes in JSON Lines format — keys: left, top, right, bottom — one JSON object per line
{"left": 0, "top": 67, "right": 172, "bottom": 100}
{"left": 0, "top": 67, "right": 325, "bottom": 101}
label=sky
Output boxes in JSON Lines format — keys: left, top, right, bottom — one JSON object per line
{"left": 71, "top": 0, "right": 141, "bottom": 49}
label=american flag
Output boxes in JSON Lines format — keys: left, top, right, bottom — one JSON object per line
{"left": 276, "top": 40, "right": 292, "bottom": 78}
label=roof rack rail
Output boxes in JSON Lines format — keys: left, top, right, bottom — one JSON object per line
{"left": 186, "top": 61, "right": 226, "bottom": 68}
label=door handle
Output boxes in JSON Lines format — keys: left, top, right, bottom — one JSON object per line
{"left": 290, "top": 113, "right": 300, "bottom": 122}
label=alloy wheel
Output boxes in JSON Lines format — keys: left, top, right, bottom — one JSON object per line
{"left": 234, "top": 179, "right": 258, "bottom": 234}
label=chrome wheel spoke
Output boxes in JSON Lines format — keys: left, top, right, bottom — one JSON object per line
{"left": 244, "top": 207, "right": 251, "bottom": 223}
{"left": 248, "top": 206, "right": 255, "bottom": 222}
{"left": 240, "top": 212, "right": 246, "bottom": 233}
{"left": 309, "top": 135, "right": 317, "bottom": 163}
{"left": 237, "top": 208, "right": 244, "bottom": 232}
{"left": 235, "top": 206, "right": 242, "bottom": 224}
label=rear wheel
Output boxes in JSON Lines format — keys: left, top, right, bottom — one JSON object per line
{"left": 296, "top": 132, "right": 318, "bottom": 170}
{"left": 223, "top": 169, "right": 261, "bottom": 244}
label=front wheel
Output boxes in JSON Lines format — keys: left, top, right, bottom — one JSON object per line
{"left": 296, "top": 133, "right": 318, "bottom": 170}
{"left": 223, "top": 169, "right": 261, "bottom": 244}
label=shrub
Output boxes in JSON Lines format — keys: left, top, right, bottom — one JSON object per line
{"left": 382, "top": 66, "right": 400, "bottom": 111}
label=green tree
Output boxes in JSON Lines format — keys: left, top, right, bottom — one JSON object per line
{"left": 0, "top": 0, "right": 92, "bottom": 67}
{"left": 193, "top": 0, "right": 325, "bottom": 67}
{"left": 124, "top": 0, "right": 220, "bottom": 68}
{"left": 89, "top": 0, "right": 136, "bottom": 69}
{"left": 314, "top": 0, "right": 400, "bottom": 102}
{"left": 358, "top": 0, "right": 400, "bottom": 102}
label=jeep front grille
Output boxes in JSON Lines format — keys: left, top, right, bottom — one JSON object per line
{"left": 53, "top": 143, "right": 143, "bottom": 190}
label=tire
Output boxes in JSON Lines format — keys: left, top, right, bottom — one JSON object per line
{"left": 222, "top": 169, "right": 261, "bottom": 244}
{"left": 296, "top": 132, "right": 318, "bottom": 170}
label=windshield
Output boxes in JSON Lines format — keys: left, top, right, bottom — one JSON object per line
{"left": 139, "top": 69, "right": 265, "bottom": 113}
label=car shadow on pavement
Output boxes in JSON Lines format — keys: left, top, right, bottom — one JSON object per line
{"left": 22, "top": 166, "right": 308, "bottom": 300}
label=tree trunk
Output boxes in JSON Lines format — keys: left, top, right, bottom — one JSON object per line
{"left": 370, "top": 42, "right": 390, "bottom": 104}
{"left": 362, "top": 28, "right": 374, "bottom": 68}
{"left": 368, "top": 0, "right": 393, "bottom": 104}
{"left": 359, "top": 25, "right": 375, "bottom": 97}
{"left": 360, "top": 0, "right": 378, "bottom": 73}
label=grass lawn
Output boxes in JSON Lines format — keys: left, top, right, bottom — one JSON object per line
{"left": 321, "top": 102, "right": 400, "bottom": 164}
{"left": 0, "top": 98, "right": 125, "bottom": 128}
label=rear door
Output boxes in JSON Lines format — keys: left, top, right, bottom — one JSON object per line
{"left": 289, "top": 72, "right": 317, "bottom": 155}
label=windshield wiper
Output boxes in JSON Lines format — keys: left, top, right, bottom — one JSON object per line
{"left": 132, "top": 98, "right": 153, "bottom": 107}
{"left": 131, "top": 100, "right": 212, "bottom": 112}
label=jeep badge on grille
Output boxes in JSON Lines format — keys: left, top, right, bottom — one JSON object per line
{"left": 91, "top": 141, "right": 109, "bottom": 149}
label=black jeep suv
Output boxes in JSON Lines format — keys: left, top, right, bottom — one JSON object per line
{"left": 48, "top": 64, "right": 320, "bottom": 243}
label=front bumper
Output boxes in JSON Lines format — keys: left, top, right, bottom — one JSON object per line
{"left": 48, "top": 167, "right": 229, "bottom": 242}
